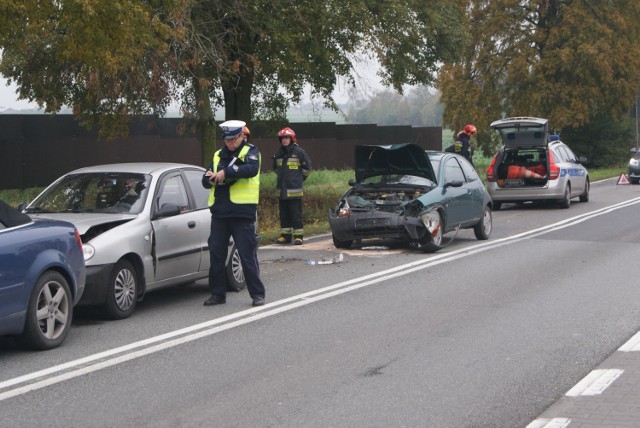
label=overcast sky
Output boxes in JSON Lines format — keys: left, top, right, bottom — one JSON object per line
{"left": 0, "top": 60, "right": 387, "bottom": 111}
{"left": 0, "top": 80, "right": 37, "bottom": 110}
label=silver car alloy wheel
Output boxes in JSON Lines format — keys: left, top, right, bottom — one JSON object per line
{"left": 114, "top": 268, "right": 136, "bottom": 311}
{"left": 36, "top": 278, "right": 70, "bottom": 340}
{"left": 230, "top": 249, "right": 245, "bottom": 284}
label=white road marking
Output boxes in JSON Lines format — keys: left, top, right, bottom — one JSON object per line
{"left": 526, "top": 418, "right": 571, "bottom": 428}
{"left": 2, "top": 197, "right": 640, "bottom": 401}
{"left": 618, "top": 331, "right": 640, "bottom": 352}
{"left": 565, "top": 369, "right": 623, "bottom": 397}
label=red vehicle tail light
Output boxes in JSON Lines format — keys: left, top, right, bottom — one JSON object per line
{"left": 73, "top": 229, "right": 83, "bottom": 250}
{"left": 486, "top": 154, "right": 498, "bottom": 182}
{"left": 548, "top": 151, "right": 560, "bottom": 180}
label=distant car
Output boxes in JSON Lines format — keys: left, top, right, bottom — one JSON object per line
{"left": 328, "top": 144, "right": 493, "bottom": 252}
{"left": 628, "top": 148, "right": 640, "bottom": 184}
{"left": 486, "top": 117, "right": 590, "bottom": 210}
{"left": 24, "top": 163, "right": 245, "bottom": 320}
{"left": 0, "top": 200, "right": 85, "bottom": 350}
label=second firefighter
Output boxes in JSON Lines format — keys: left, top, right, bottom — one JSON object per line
{"left": 272, "top": 127, "right": 312, "bottom": 245}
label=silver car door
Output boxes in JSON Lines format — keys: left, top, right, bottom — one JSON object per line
{"left": 151, "top": 173, "right": 201, "bottom": 282}
{"left": 181, "top": 169, "right": 213, "bottom": 272}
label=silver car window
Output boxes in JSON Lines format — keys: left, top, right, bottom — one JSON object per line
{"left": 158, "top": 175, "right": 189, "bottom": 213}
{"left": 183, "top": 169, "right": 210, "bottom": 210}
{"left": 563, "top": 145, "right": 577, "bottom": 162}
{"left": 552, "top": 146, "right": 568, "bottom": 162}
{"left": 26, "top": 173, "right": 149, "bottom": 214}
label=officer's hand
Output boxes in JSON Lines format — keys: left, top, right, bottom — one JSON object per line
{"left": 212, "top": 169, "right": 226, "bottom": 184}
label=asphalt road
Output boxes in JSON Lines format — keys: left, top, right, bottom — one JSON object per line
{"left": 1, "top": 177, "right": 640, "bottom": 427}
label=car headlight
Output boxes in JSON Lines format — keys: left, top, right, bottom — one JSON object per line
{"left": 83, "top": 244, "right": 95, "bottom": 261}
{"left": 630, "top": 158, "right": 639, "bottom": 167}
{"left": 338, "top": 201, "right": 350, "bottom": 217}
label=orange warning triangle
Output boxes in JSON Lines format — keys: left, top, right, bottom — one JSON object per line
{"left": 617, "top": 173, "right": 631, "bottom": 185}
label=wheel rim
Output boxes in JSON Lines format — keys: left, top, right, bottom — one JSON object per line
{"left": 114, "top": 268, "right": 136, "bottom": 311}
{"left": 483, "top": 209, "right": 492, "bottom": 235}
{"left": 422, "top": 211, "right": 442, "bottom": 246}
{"left": 36, "top": 280, "right": 70, "bottom": 340}
{"left": 231, "top": 249, "right": 245, "bottom": 284}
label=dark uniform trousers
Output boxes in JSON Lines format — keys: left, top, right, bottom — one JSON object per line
{"left": 279, "top": 199, "right": 303, "bottom": 236}
{"left": 208, "top": 217, "right": 265, "bottom": 299}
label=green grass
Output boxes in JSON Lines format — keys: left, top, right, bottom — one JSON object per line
{"left": 0, "top": 166, "right": 626, "bottom": 245}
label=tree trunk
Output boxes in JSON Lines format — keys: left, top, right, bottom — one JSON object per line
{"left": 193, "top": 76, "right": 216, "bottom": 167}
{"left": 222, "top": 70, "right": 253, "bottom": 123}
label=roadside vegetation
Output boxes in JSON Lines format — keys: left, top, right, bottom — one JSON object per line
{"left": 0, "top": 165, "right": 626, "bottom": 246}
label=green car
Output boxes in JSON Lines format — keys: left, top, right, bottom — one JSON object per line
{"left": 329, "top": 143, "right": 493, "bottom": 252}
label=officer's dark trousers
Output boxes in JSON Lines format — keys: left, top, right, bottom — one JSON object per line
{"left": 208, "top": 217, "right": 265, "bottom": 299}
{"left": 278, "top": 198, "right": 303, "bottom": 231}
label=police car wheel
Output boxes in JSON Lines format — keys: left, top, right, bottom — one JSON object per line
{"left": 558, "top": 184, "right": 571, "bottom": 209}
{"left": 579, "top": 179, "right": 590, "bottom": 202}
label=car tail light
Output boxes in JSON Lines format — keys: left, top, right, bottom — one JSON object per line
{"left": 486, "top": 154, "right": 498, "bottom": 182}
{"left": 548, "top": 151, "right": 560, "bottom": 180}
{"left": 73, "top": 229, "right": 83, "bottom": 250}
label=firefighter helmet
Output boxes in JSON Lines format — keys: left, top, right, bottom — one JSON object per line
{"left": 277, "top": 127, "right": 297, "bottom": 143}
{"left": 463, "top": 124, "right": 477, "bottom": 135}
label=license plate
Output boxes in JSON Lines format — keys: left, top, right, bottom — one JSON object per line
{"left": 502, "top": 179, "right": 525, "bottom": 187}
{"left": 356, "top": 218, "right": 389, "bottom": 228}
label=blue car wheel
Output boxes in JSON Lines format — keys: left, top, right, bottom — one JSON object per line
{"left": 18, "top": 271, "right": 73, "bottom": 350}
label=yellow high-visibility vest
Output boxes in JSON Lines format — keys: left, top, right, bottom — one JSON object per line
{"left": 208, "top": 145, "right": 260, "bottom": 206}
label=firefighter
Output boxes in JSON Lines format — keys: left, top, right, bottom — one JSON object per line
{"left": 202, "top": 120, "right": 265, "bottom": 307}
{"left": 272, "top": 127, "right": 312, "bottom": 245}
{"left": 453, "top": 124, "right": 477, "bottom": 164}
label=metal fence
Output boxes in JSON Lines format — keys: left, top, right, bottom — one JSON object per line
{"left": 0, "top": 115, "right": 441, "bottom": 189}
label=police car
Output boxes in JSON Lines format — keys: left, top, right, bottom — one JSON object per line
{"left": 486, "top": 117, "right": 590, "bottom": 210}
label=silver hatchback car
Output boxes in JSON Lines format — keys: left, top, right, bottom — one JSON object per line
{"left": 486, "top": 117, "right": 590, "bottom": 210}
{"left": 24, "top": 163, "right": 245, "bottom": 319}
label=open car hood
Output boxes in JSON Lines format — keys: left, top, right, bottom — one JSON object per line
{"left": 490, "top": 117, "right": 549, "bottom": 148}
{"left": 354, "top": 143, "right": 436, "bottom": 183}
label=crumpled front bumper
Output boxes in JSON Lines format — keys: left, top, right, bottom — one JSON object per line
{"left": 328, "top": 209, "right": 429, "bottom": 243}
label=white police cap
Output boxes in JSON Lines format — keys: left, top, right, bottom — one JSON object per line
{"left": 219, "top": 120, "right": 246, "bottom": 139}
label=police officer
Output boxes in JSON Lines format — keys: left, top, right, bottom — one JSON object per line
{"left": 272, "top": 127, "right": 312, "bottom": 245}
{"left": 202, "top": 120, "right": 265, "bottom": 307}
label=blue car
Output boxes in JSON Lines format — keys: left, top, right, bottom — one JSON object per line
{"left": 0, "top": 200, "right": 86, "bottom": 350}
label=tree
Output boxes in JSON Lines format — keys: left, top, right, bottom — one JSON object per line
{"left": 437, "top": 0, "right": 640, "bottom": 156}
{"left": 0, "top": 1, "right": 465, "bottom": 164}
